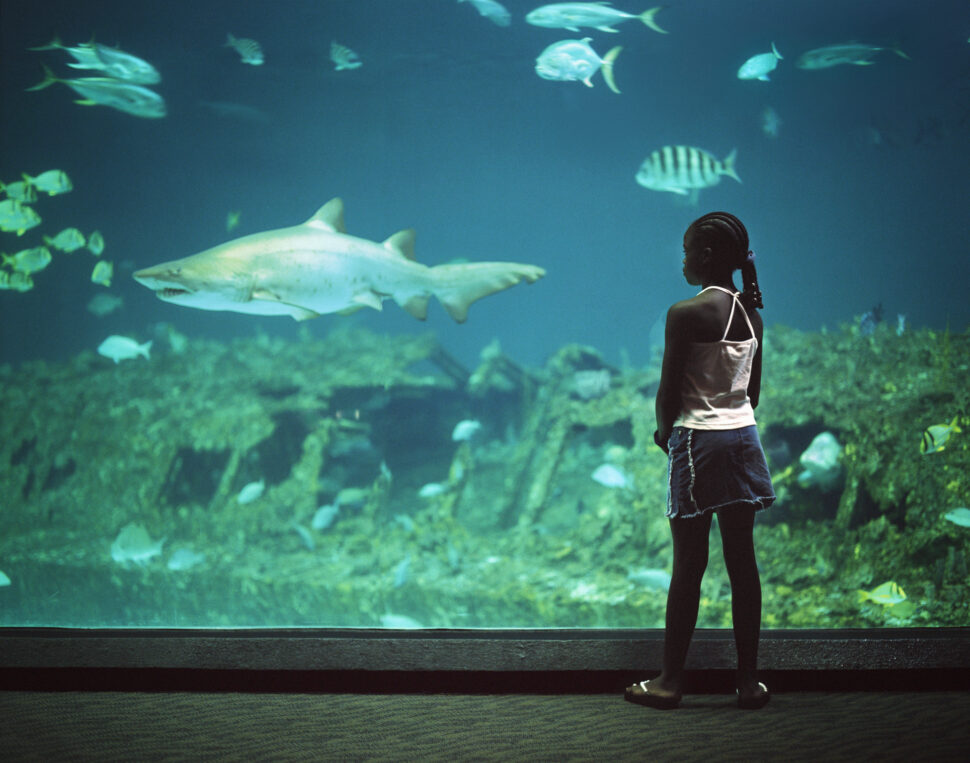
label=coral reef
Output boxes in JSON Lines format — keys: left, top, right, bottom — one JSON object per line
{"left": 0, "top": 320, "right": 967, "bottom": 629}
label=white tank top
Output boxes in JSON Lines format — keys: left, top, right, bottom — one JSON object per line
{"left": 673, "top": 286, "right": 758, "bottom": 430}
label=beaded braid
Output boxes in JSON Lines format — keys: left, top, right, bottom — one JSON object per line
{"left": 688, "top": 211, "right": 764, "bottom": 310}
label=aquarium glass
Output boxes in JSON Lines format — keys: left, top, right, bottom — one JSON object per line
{"left": 1, "top": 0, "right": 968, "bottom": 630}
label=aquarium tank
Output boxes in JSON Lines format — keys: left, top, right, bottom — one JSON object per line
{"left": 1, "top": 0, "right": 968, "bottom": 631}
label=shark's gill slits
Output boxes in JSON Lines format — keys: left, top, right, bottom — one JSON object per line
{"left": 160, "top": 287, "right": 188, "bottom": 298}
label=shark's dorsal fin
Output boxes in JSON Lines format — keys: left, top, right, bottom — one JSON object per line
{"left": 304, "top": 198, "right": 346, "bottom": 233}
{"left": 383, "top": 229, "right": 416, "bottom": 260}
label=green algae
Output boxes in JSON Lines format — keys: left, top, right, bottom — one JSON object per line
{"left": 0, "top": 321, "right": 967, "bottom": 629}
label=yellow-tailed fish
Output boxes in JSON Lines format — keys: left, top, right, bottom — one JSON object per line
{"left": 920, "top": 416, "right": 961, "bottom": 455}
{"left": 858, "top": 581, "right": 906, "bottom": 606}
{"left": 0, "top": 198, "right": 42, "bottom": 235}
{"left": 2, "top": 246, "right": 52, "bottom": 274}
{"left": 44, "top": 227, "right": 86, "bottom": 252}
{"left": 225, "top": 33, "right": 263, "bottom": 65}
{"left": 1, "top": 179, "right": 38, "bottom": 202}
{"left": 91, "top": 260, "right": 113, "bottom": 287}
{"left": 22, "top": 169, "right": 72, "bottom": 195}
{"left": 226, "top": 210, "right": 241, "bottom": 232}
{"left": 87, "top": 230, "right": 105, "bottom": 256}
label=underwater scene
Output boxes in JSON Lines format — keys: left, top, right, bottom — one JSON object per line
{"left": 1, "top": 0, "right": 968, "bottom": 630}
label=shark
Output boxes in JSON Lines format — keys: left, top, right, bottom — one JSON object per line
{"left": 133, "top": 198, "right": 545, "bottom": 323}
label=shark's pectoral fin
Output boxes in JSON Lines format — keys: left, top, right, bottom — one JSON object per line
{"left": 352, "top": 290, "right": 385, "bottom": 311}
{"left": 251, "top": 288, "right": 321, "bottom": 321}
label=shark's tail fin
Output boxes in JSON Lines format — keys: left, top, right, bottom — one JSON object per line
{"left": 421, "top": 261, "right": 545, "bottom": 323}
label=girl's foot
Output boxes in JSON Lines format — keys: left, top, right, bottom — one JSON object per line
{"left": 737, "top": 681, "right": 770, "bottom": 709}
{"left": 624, "top": 679, "right": 682, "bottom": 710}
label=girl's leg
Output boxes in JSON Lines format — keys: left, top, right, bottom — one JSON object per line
{"left": 653, "top": 512, "right": 713, "bottom": 693}
{"left": 716, "top": 506, "right": 762, "bottom": 693}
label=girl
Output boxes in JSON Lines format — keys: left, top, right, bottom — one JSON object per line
{"left": 626, "top": 212, "right": 775, "bottom": 710}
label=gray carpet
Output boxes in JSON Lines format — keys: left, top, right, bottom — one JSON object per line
{"left": 2, "top": 690, "right": 969, "bottom": 761}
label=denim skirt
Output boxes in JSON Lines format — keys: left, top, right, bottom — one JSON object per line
{"left": 666, "top": 425, "right": 776, "bottom": 519}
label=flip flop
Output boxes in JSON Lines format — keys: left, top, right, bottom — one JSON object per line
{"left": 624, "top": 680, "right": 681, "bottom": 710}
{"left": 737, "top": 682, "right": 770, "bottom": 710}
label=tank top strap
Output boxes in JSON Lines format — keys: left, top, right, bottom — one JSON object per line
{"left": 699, "top": 286, "right": 755, "bottom": 342}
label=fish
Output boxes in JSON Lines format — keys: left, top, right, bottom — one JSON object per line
{"left": 761, "top": 106, "right": 781, "bottom": 137}
{"left": 858, "top": 303, "right": 883, "bottom": 336}
{"left": 0, "top": 199, "right": 41, "bottom": 235}
{"left": 796, "top": 42, "right": 909, "bottom": 70}
{"left": 0, "top": 570, "right": 10, "bottom": 586}
{"left": 858, "top": 581, "right": 906, "bottom": 606}
{"left": 459, "top": 0, "right": 511, "bottom": 27}
{"left": 636, "top": 145, "right": 741, "bottom": 197}
{"left": 26, "top": 65, "right": 166, "bottom": 118}
{"left": 1, "top": 179, "right": 38, "bottom": 202}
{"left": 737, "top": 42, "right": 783, "bottom": 81}
{"left": 91, "top": 260, "right": 114, "bottom": 287}
{"left": 311, "top": 503, "right": 340, "bottom": 530}
{"left": 44, "top": 227, "right": 86, "bottom": 252}
{"left": 226, "top": 210, "right": 241, "bottom": 232}
{"left": 30, "top": 37, "right": 161, "bottom": 84}
{"left": 393, "top": 555, "right": 411, "bottom": 588}
{"left": 944, "top": 508, "right": 970, "bottom": 528}
{"left": 592, "top": 463, "right": 631, "bottom": 488}
{"left": 237, "top": 479, "right": 266, "bottom": 504}
{"left": 87, "top": 230, "right": 105, "bottom": 256}
{"left": 920, "top": 416, "right": 961, "bottom": 455}
{"left": 2, "top": 246, "right": 51, "bottom": 274}
{"left": 627, "top": 568, "right": 671, "bottom": 592}
{"left": 418, "top": 482, "right": 448, "bottom": 498}
{"left": 895, "top": 314, "right": 906, "bottom": 337}
{"left": 167, "top": 548, "right": 206, "bottom": 571}
{"left": 379, "top": 613, "right": 423, "bottom": 629}
{"left": 535, "top": 38, "right": 622, "bottom": 94}
{"left": 133, "top": 197, "right": 545, "bottom": 324}
{"left": 452, "top": 419, "right": 482, "bottom": 441}
{"left": 87, "top": 293, "right": 124, "bottom": 316}
{"left": 97, "top": 335, "right": 152, "bottom": 363}
{"left": 111, "top": 523, "right": 165, "bottom": 565}
{"left": 526, "top": 3, "right": 667, "bottom": 34}
{"left": 23, "top": 169, "right": 72, "bottom": 195}
{"left": 329, "top": 41, "right": 362, "bottom": 71}
{"left": 0, "top": 271, "right": 34, "bottom": 292}
{"left": 291, "top": 522, "right": 316, "bottom": 551}
{"left": 225, "top": 33, "right": 264, "bottom": 65}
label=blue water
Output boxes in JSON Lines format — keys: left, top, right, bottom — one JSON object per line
{"left": 2, "top": 0, "right": 968, "bottom": 368}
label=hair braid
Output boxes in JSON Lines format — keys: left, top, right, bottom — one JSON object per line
{"left": 688, "top": 211, "right": 763, "bottom": 310}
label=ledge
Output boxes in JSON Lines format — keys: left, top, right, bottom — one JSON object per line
{"left": 3, "top": 627, "right": 969, "bottom": 672}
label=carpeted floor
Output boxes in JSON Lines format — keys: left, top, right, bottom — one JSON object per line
{"left": 2, "top": 690, "right": 969, "bottom": 761}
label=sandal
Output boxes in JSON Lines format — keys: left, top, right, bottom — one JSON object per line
{"left": 737, "top": 682, "right": 770, "bottom": 710}
{"left": 624, "top": 680, "right": 681, "bottom": 710}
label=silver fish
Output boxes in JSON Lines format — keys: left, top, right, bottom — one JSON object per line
{"left": 526, "top": 3, "right": 666, "bottom": 34}
{"left": 27, "top": 66, "right": 166, "bottom": 118}
{"left": 796, "top": 42, "right": 909, "bottom": 70}
{"left": 459, "top": 0, "right": 511, "bottom": 27}
{"left": 535, "top": 38, "right": 622, "bottom": 93}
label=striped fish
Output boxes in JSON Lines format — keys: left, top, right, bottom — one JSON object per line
{"left": 635, "top": 145, "right": 741, "bottom": 196}
{"left": 225, "top": 33, "right": 264, "bottom": 65}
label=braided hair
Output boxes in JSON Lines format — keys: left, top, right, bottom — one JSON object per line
{"left": 687, "top": 211, "right": 764, "bottom": 310}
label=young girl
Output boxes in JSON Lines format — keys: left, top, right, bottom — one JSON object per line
{"left": 626, "top": 211, "right": 775, "bottom": 710}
